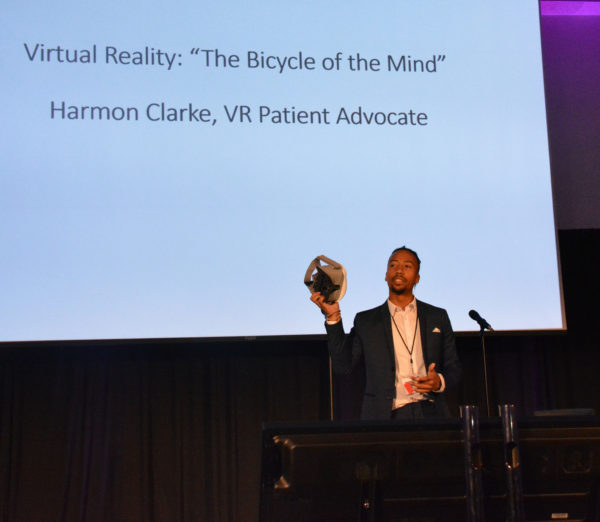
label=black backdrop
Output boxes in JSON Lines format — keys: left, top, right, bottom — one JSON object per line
{"left": 1, "top": 229, "right": 599, "bottom": 522}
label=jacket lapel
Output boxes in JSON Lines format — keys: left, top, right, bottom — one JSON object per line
{"left": 379, "top": 302, "right": 396, "bottom": 369}
{"left": 417, "top": 300, "right": 429, "bottom": 366}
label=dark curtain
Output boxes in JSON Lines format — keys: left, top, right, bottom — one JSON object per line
{"left": 0, "top": 341, "right": 330, "bottom": 522}
{"left": 1, "top": 230, "right": 599, "bottom": 522}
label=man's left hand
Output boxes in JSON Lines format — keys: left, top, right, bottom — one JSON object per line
{"left": 412, "top": 363, "right": 441, "bottom": 393}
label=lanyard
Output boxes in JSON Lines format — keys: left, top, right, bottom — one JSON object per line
{"left": 391, "top": 313, "right": 419, "bottom": 364}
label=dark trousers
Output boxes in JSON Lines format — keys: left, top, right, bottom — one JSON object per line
{"left": 390, "top": 400, "right": 444, "bottom": 420}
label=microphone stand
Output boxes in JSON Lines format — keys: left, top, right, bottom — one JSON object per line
{"left": 479, "top": 326, "right": 492, "bottom": 417}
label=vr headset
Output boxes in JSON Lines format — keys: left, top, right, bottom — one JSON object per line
{"left": 304, "top": 255, "right": 347, "bottom": 304}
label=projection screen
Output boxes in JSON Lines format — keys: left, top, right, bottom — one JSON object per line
{"left": 0, "top": 0, "right": 564, "bottom": 341}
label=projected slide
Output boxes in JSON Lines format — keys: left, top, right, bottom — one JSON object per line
{"left": 0, "top": 0, "right": 563, "bottom": 341}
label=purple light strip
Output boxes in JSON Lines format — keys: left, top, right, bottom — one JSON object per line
{"left": 540, "top": 1, "right": 600, "bottom": 16}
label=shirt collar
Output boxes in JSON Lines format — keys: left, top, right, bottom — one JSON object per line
{"left": 388, "top": 296, "right": 417, "bottom": 315}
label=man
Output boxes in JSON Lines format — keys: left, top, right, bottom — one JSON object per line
{"left": 311, "top": 246, "right": 461, "bottom": 420}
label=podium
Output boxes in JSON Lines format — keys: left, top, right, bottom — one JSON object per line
{"left": 259, "top": 415, "right": 600, "bottom": 522}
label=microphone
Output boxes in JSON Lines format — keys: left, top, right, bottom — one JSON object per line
{"left": 469, "top": 309, "right": 494, "bottom": 331}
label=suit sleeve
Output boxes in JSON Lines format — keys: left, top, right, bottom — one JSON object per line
{"left": 324, "top": 318, "right": 364, "bottom": 375}
{"left": 439, "top": 309, "right": 462, "bottom": 389}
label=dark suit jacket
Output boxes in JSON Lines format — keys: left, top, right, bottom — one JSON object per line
{"left": 325, "top": 299, "right": 461, "bottom": 420}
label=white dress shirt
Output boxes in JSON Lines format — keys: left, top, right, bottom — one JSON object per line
{"left": 388, "top": 298, "right": 445, "bottom": 409}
